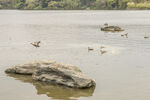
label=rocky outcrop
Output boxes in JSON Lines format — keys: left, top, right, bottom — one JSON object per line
{"left": 5, "top": 60, "right": 55, "bottom": 75}
{"left": 101, "top": 26, "right": 124, "bottom": 32}
{"left": 5, "top": 60, "right": 96, "bottom": 88}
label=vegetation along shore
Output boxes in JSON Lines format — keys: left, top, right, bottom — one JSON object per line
{"left": 0, "top": 0, "right": 150, "bottom": 10}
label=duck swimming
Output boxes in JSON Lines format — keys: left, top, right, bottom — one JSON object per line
{"left": 100, "top": 50, "right": 107, "bottom": 55}
{"left": 121, "top": 33, "right": 128, "bottom": 38}
{"left": 88, "top": 47, "right": 94, "bottom": 51}
{"left": 144, "top": 36, "right": 149, "bottom": 39}
{"left": 144, "top": 33, "right": 149, "bottom": 39}
{"left": 124, "top": 33, "right": 128, "bottom": 38}
{"left": 100, "top": 46, "right": 105, "bottom": 49}
{"left": 104, "top": 23, "right": 108, "bottom": 27}
{"left": 31, "top": 41, "right": 41, "bottom": 48}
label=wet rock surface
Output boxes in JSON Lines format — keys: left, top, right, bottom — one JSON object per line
{"left": 5, "top": 60, "right": 96, "bottom": 88}
{"left": 101, "top": 26, "right": 124, "bottom": 32}
{"left": 5, "top": 60, "right": 55, "bottom": 75}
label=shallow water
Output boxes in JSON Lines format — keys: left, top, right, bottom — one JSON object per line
{"left": 0, "top": 10, "right": 150, "bottom": 100}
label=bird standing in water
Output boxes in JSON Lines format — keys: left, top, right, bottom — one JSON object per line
{"left": 31, "top": 41, "right": 41, "bottom": 48}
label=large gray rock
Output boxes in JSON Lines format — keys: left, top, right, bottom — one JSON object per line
{"left": 5, "top": 60, "right": 96, "bottom": 88}
{"left": 5, "top": 60, "right": 55, "bottom": 75}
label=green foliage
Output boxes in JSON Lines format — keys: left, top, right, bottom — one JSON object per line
{"left": 93, "top": 0, "right": 107, "bottom": 9}
{"left": 24, "top": 3, "right": 36, "bottom": 10}
{"left": 48, "top": 1, "right": 61, "bottom": 10}
{"left": 34, "top": 5, "right": 43, "bottom": 10}
{"left": 0, "top": 0, "right": 149, "bottom": 10}
{"left": 61, "top": 0, "right": 81, "bottom": 10}
{"left": 136, "top": 3, "right": 150, "bottom": 9}
{"left": 15, "top": 2, "right": 25, "bottom": 9}
{"left": 127, "top": 1, "right": 150, "bottom": 9}
{"left": 127, "top": 2, "right": 136, "bottom": 8}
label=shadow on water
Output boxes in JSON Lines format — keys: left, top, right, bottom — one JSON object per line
{"left": 6, "top": 73, "right": 95, "bottom": 100}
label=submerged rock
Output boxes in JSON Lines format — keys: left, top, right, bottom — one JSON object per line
{"left": 101, "top": 26, "right": 124, "bottom": 32}
{"left": 7, "top": 74, "right": 95, "bottom": 100}
{"left": 5, "top": 60, "right": 96, "bottom": 88}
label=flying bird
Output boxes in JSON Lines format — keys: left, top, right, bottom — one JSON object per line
{"left": 31, "top": 41, "right": 41, "bottom": 48}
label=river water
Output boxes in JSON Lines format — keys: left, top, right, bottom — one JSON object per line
{"left": 0, "top": 10, "right": 150, "bottom": 100}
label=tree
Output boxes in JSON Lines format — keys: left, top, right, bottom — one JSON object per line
{"left": 0, "top": 0, "right": 149, "bottom": 10}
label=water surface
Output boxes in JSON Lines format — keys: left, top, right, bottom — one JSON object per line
{"left": 0, "top": 10, "right": 150, "bottom": 100}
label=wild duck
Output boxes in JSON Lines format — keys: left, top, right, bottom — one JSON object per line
{"left": 144, "top": 36, "right": 149, "bottom": 39}
{"left": 121, "top": 33, "right": 128, "bottom": 38}
{"left": 144, "top": 33, "right": 149, "bottom": 39}
{"left": 100, "top": 50, "right": 107, "bottom": 55}
{"left": 104, "top": 23, "right": 108, "bottom": 27}
{"left": 100, "top": 46, "right": 105, "bottom": 49}
{"left": 88, "top": 47, "right": 94, "bottom": 51}
{"left": 124, "top": 33, "right": 128, "bottom": 38}
{"left": 31, "top": 41, "right": 41, "bottom": 48}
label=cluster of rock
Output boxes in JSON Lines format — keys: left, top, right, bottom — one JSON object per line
{"left": 5, "top": 60, "right": 96, "bottom": 88}
{"left": 101, "top": 25, "right": 124, "bottom": 32}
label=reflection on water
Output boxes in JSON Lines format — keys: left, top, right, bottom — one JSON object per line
{"left": 6, "top": 74, "right": 95, "bottom": 100}
{"left": 1, "top": 10, "right": 150, "bottom": 100}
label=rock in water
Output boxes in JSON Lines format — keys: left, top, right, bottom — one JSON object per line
{"left": 101, "top": 26, "right": 124, "bottom": 32}
{"left": 5, "top": 60, "right": 55, "bottom": 75}
{"left": 5, "top": 60, "right": 96, "bottom": 88}
{"left": 33, "top": 63, "right": 95, "bottom": 88}
{"left": 7, "top": 73, "right": 95, "bottom": 99}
